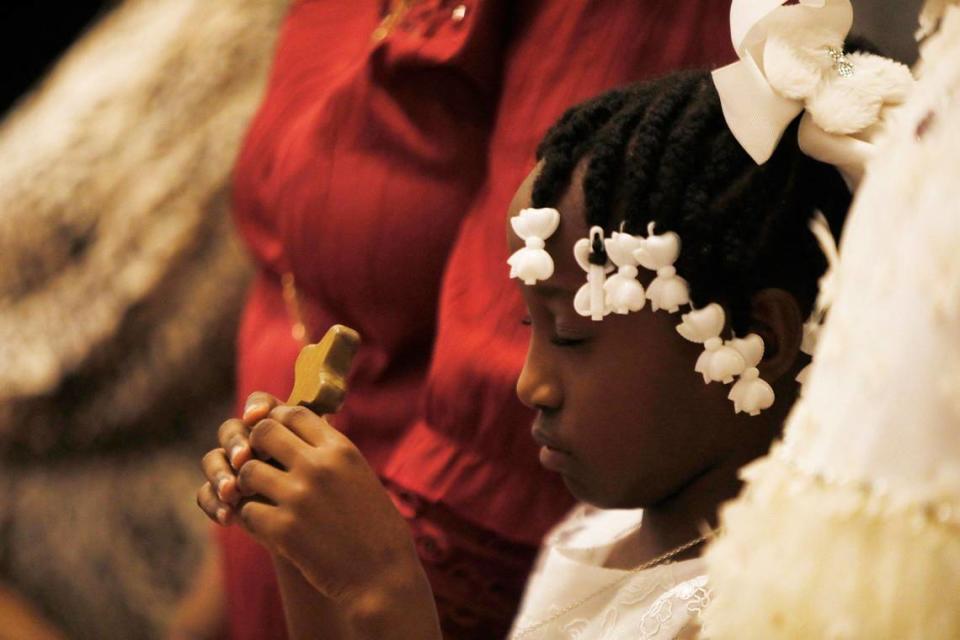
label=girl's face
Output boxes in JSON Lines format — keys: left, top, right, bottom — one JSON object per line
{"left": 509, "top": 167, "right": 754, "bottom": 510}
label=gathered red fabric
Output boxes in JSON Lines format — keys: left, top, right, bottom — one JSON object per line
{"left": 221, "top": 1, "right": 732, "bottom": 637}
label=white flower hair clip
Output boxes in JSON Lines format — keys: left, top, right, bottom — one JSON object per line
{"left": 508, "top": 207, "right": 561, "bottom": 285}
{"left": 712, "top": 0, "right": 914, "bottom": 187}
{"left": 697, "top": 339, "right": 747, "bottom": 385}
{"left": 676, "top": 303, "right": 776, "bottom": 411}
{"left": 676, "top": 302, "right": 726, "bottom": 343}
{"left": 508, "top": 215, "right": 779, "bottom": 415}
{"left": 729, "top": 366, "right": 775, "bottom": 416}
{"left": 677, "top": 304, "right": 746, "bottom": 384}
{"left": 727, "top": 335, "right": 775, "bottom": 415}
{"left": 573, "top": 226, "right": 614, "bottom": 321}
{"left": 633, "top": 222, "right": 690, "bottom": 313}
{"left": 603, "top": 230, "right": 646, "bottom": 314}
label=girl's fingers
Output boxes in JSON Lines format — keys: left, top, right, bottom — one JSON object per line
{"left": 243, "top": 391, "right": 281, "bottom": 426}
{"left": 197, "top": 482, "right": 233, "bottom": 525}
{"left": 201, "top": 448, "right": 240, "bottom": 505}
{"left": 237, "top": 498, "right": 282, "bottom": 543}
{"left": 249, "top": 418, "right": 307, "bottom": 469}
{"left": 268, "top": 405, "right": 329, "bottom": 447}
{"left": 236, "top": 459, "right": 288, "bottom": 503}
{"left": 218, "top": 418, "right": 252, "bottom": 470}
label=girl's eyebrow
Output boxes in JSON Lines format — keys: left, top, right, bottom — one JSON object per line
{"left": 531, "top": 283, "right": 575, "bottom": 299}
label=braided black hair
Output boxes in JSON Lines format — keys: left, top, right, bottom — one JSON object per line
{"left": 532, "top": 70, "right": 851, "bottom": 333}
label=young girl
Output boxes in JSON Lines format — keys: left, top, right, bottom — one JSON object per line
{"left": 503, "top": 69, "right": 850, "bottom": 637}
{"left": 196, "top": 67, "right": 852, "bottom": 638}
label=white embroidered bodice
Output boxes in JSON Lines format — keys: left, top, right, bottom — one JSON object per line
{"left": 510, "top": 505, "right": 710, "bottom": 639}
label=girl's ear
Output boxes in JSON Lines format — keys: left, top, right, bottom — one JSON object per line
{"left": 748, "top": 288, "right": 804, "bottom": 383}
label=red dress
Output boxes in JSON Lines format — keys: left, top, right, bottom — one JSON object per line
{"left": 222, "top": 1, "right": 732, "bottom": 638}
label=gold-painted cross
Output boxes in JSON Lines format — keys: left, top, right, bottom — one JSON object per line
{"left": 287, "top": 324, "right": 361, "bottom": 415}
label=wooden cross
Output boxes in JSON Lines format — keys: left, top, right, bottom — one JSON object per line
{"left": 286, "top": 324, "right": 361, "bottom": 415}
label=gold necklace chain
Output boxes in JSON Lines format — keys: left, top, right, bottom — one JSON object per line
{"left": 510, "top": 528, "right": 720, "bottom": 639}
{"left": 281, "top": 272, "right": 309, "bottom": 344}
{"left": 371, "top": 0, "right": 419, "bottom": 42}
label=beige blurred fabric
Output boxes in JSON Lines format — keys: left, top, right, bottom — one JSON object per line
{"left": 0, "top": 0, "right": 288, "bottom": 637}
{"left": 704, "top": 3, "right": 960, "bottom": 638}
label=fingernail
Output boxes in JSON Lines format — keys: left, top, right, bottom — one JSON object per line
{"left": 216, "top": 508, "right": 230, "bottom": 525}
{"left": 216, "top": 476, "right": 230, "bottom": 500}
{"left": 243, "top": 401, "right": 267, "bottom": 421}
{"left": 229, "top": 444, "right": 245, "bottom": 467}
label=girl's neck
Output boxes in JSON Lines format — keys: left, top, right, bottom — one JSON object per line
{"left": 604, "top": 457, "right": 744, "bottom": 571}
{"left": 604, "top": 391, "right": 790, "bottom": 571}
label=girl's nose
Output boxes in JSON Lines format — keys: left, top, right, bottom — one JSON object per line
{"left": 516, "top": 353, "right": 562, "bottom": 412}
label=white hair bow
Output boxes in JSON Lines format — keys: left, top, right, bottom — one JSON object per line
{"left": 603, "top": 231, "right": 647, "bottom": 315}
{"left": 508, "top": 208, "right": 561, "bottom": 285}
{"left": 712, "top": 0, "right": 914, "bottom": 187}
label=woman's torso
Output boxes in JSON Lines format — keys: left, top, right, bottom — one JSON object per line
{"left": 231, "top": 0, "right": 504, "bottom": 465}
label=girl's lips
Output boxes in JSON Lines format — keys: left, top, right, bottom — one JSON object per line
{"left": 531, "top": 427, "right": 572, "bottom": 472}
{"left": 531, "top": 426, "right": 569, "bottom": 453}
{"left": 538, "top": 444, "right": 571, "bottom": 472}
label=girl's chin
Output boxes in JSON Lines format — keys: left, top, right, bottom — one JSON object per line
{"left": 538, "top": 448, "right": 602, "bottom": 502}
{"left": 560, "top": 472, "right": 611, "bottom": 507}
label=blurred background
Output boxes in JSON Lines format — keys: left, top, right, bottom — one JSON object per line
{"left": 0, "top": 0, "right": 927, "bottom": 638}
{"left": 0, "top": 1, "right": 287, "bottom": 638}
{"left": 0, "top": 3, "right": 113, "bottom": 114}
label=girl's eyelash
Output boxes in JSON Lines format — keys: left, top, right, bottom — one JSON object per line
{"left": 522, "top": 314, "right": 587, "bottom": 346}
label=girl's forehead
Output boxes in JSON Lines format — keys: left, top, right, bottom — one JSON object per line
{"left": 506, "top": 168, "right": 593, "bottom": 296}
{"left": 534, "top": 209, "right": 591, "bottom": 297}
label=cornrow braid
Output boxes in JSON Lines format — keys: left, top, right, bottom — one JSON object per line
{"left": 531, "top": 70, "right": 851, "bottom": 333}
{"left": 532, "top": 87, "right": 642, "bottom": 216}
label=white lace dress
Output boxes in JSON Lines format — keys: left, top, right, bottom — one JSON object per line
{"left": 509, "top": 505, "right": 710, "bottom": 639}
{"left": 703, "top": 5, "right": 960, "bottom": 638}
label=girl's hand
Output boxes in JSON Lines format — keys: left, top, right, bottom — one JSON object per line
{"left": 235, "top": 404, "right": 426, "bottom": 608}
{"left": 196, "top": 392, "right": 279, "bottom": 525}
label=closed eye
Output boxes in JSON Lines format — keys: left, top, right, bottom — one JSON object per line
{"left": 550, "top": 335, "right": 587, "bottom": 348}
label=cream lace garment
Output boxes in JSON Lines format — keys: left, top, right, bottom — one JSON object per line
{"left": 703, "top": 4, "right": 960, "bottom": 639}
{"left": 509, "top": 506, "right": 710, "bottom": 639}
